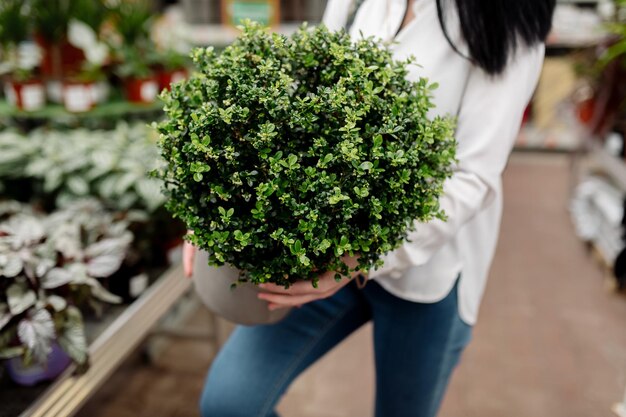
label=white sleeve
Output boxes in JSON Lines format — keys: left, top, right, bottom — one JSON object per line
{"left": 369, "top": 44, "right": 546, "bottom": 279}
{"left": 321, "top": 0, "right": 352, "bottom": 31}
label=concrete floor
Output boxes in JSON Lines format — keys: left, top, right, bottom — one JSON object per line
{"left": 78, "top": 153, "right": 626, "bottom": 417}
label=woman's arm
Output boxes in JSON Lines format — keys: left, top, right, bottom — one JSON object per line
{"left": 369, "top": 44, "right": 546, "bottom": 279}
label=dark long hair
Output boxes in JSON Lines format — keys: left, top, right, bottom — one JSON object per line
{"left": 436, "top": 0, "right": 556, "bottom": 75}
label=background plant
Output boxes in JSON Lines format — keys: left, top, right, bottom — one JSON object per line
{"left": 109, "top": 0, "right": 156, "bottom": 79}
{"left": 110, "top": 0, "right": 153, "bottom": 48}
{"left": 0, "top": 0, "right": 40, "bottom": 81}
{"left": 0, "top": 0, "right": 30, "bottom": 49}
{"left": 157, "top": 22, "right": 456, "bottom": 287}
{"left": 0, "top": 123, "right": 166, "bottom": 213}
{"left": 150, "top": 13, "right": 192, "bottom": 71}
{"left": 0, "top": 199, "right": 132, "bottom": 366}
{"left": 31, "top": 0, "right": 78, "bottom": 44}
{"left": 115, "top": 45, "right": 154, "bottom": 79}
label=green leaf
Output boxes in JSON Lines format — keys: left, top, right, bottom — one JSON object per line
{"left": 85, "top": 277, "right": 123, "bottom": 304}
{"left": 47, "top": 295, "right": 68, "bottom": 312}
{"left": 17, "top": 308, "right": 56, "bottom": 364}
{"left": 7, "top": 284, "right": 36, "bottom": 316}
{"left": 359, "top": 161, "right": 373, "bottom": 171}
{"left": 0, "top": 346, "right": 25, "bottom": 359}
{"left": 316, "top": 239, "right": 331, "bottom": 252}
{"left": 42, "top": 268, "right": 74, "bottom": 289}
{"left": 57, "top": 306, "right": 88, "bottom": 365}
{"left": 66, "top": 176, "right": 90, "bottom": 195}
{"left": 0, "top": 305, "right": 11, "bottom": 331}
{"left": 1, "top": 253, "right": 23, "bottom": 278}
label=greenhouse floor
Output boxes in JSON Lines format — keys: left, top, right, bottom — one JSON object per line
{"left": 77, "top": 153, "right": 626, "bottom": 417}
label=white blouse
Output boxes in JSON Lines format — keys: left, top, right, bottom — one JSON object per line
{"left": 322, "top": 0, "right": 545, "bottom": 324}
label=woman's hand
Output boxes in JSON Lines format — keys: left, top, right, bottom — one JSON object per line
{"left": 183, "top": 231, "right": 196, "bottom": 278}
{"left": 257, "top": 255, "right": 363, "bottom": 310}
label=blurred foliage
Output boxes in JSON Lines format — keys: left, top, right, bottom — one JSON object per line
{"left": 0, "top": 123, "right": 166, "bottom": 213}
{"left": 0, "top": 199, "right": 132, "bottom": 366}
{"left": 0, "top": 0, "right": 30, "bottom": 47}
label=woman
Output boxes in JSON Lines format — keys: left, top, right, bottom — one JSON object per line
{"left": 190, "top": 0, "right": 555, "bottom": 415}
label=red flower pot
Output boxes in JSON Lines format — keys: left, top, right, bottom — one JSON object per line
{"left": 62, "top": 80, "right": 96, "bottom": 113}
{"left": 4, "top": 79, "right": 46, "bottom": 112}
{"left": 124, "top": 76, "right": 159, "bottom": 104}
{"left": 158, "top": 68, "right": 188, "bottom": 91}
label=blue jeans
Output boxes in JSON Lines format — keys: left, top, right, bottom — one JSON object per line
{"left": 200, "top": 278, "right": 472, "bottom": 417}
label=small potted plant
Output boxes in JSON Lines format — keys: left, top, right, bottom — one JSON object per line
{"left": 31, "top": 0, "right": 85, "bottom": 103}
{"left": 67, "top": 0, "right": 112, "bottom": 106}
{"left": 63, "top": 19, "right": 110, "bottom": 112}
{"left": 115, "top": 46, "right": 159, "bottom": 104}
{"left": 152, "top": 49, "right": 189, "bottom": 92}
{"left": 0, "top": 200, "right": 132, "bottom": 385}
{"left": 0, "top": 0, "right": 45, "bottom": 112}
{"left": 150, "top": 14, "right": 191, "bottom": 92}
{"left": 110, "top": 0, "right": 158, "bottom": 104}
{"left": 2, "top": 63, "right": 46, "bottom": 113}
{"left": 156, "top": 22, "right": 457, "bottom": 325}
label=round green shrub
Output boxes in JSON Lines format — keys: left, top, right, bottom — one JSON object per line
{"left": 157, "top": 22, "right": 456, "bottom": 287}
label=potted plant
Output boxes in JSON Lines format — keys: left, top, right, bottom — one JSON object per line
{"left": 62, "top": 19, "right": 111, "bottom": 112}
{"left": 66, "top": 0, "right": 112, "bottom": 107}
{"left": 156, "top": 22, "right": 457, "bottom": 324}
{"left": 115, "top": 46, "right": 159, "bottom": 104}
{"left": 152, "top": 49, "right": 189, "bottom": 92}
{"left": 0, "top": 124, "right": 181, "bottom": 291}
{"left": 2, "top": 64, "right": 46, "bottom": 113}
{"left": 150, "top": 14, "right": 191, "bottom": 92}
{"left": 30, "top": 0, "right": 83, "bottom": 102}
{"left": 0, "top": 0, "right": 45, "bottom": 112}
{"left": 110, "top": 0, "right": 159, "bottom": 104}
{"left": 0, "top": 200, "right": 132, "bottom": 385}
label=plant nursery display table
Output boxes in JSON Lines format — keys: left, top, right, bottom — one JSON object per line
{"left": 0, "top": 264, "right": 191, "bottom": 417}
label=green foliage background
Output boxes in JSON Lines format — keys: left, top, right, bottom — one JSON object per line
{"left": 157, "top": 22, "right": 456, "bottom": 287}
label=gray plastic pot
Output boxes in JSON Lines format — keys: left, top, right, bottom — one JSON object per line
{"left": 192, "top": 250, "right": 291, "bottom": 325}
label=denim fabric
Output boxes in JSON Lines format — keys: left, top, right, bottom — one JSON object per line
{"left": 199, "top": 278, "right": 472, "bottom": 417}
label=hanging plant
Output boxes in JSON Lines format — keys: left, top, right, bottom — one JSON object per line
{"left": 157, "top": 22, "right": 457, "bottom": 287}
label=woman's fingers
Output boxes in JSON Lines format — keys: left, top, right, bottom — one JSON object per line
{"left": 182, "top": 241, "right": 196, "bottom": 278}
